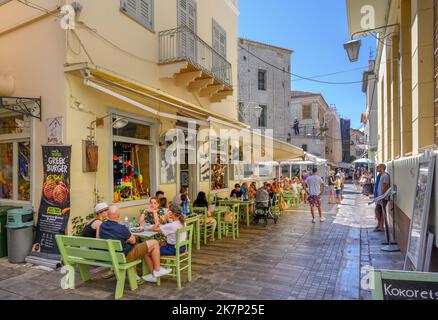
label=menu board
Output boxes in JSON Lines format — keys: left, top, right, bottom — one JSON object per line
{"left": 33, "top": 146, "right": 71, "bottom": 257}
{"left": 405, "top": 154, "right": 436, "bottom": 271}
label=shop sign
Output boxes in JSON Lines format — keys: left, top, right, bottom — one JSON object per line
{"left": 346, "top": 0, "right": 388, "bottom": 36}
{"left": 33, "top": 145, "right": 71, "bottom": 256}
{"left": 372, "top": 270, "right": 438, "bottom": 300}
{"left": 46, "top": 117, "right": 63, "bottom": 145}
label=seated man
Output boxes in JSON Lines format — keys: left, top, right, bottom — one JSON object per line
{"left": 98, "top": 206, "right": 171, "bottom": 283}
{"left": 230, "top": 184, "right": 243, "bottom": 199}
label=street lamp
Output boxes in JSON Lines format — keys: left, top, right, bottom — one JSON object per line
{"left": 343, "top": 39, "right": 362, "bottom": 62}
{"left": 343, "top": 24, "right": 399, "bottom": 63}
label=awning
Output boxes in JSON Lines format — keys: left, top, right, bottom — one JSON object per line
{"left": 65, "top": 63, "right": 248, "bottom": 129}
{"left": 346, "top": 0, "right": 389, "bottom": 37}
{"left": 272, "top": 139, "right": 304, "bottom": 162}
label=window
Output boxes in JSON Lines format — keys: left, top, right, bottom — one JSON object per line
{"left": 258, "top": 105, "right": 267, "bottom": 128}
{"left": 210, "top": 138, "right": 228, "bottom": 190}
{"left": 258, "top": 69, "right": 267, "bottom": 91}
{"left": 0, "top": 114, "right": 31, "bottom": 202}
{"left": 0, "top": 0, "right": 11, "bottom": 5}
{"left": 238, "top": 102, "right": 245, "bottom": 122}
{"left": 112, "top": 117, "right": 153, "bottom": 203}
{"left": 121, "top": 0, "right": 154, "bottom": 32}
{"left": 302, "top": 104, "right": 312, "bottom": 120}
{"left": 212, "top": 20, "right": 226, "bottom": 59}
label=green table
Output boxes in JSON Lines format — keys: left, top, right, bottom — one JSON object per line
{"left": 213, "top": 206, "right": 229, "bottom": 240}
{"left": 218, "top": 200, "right": 253, "bottom": 227}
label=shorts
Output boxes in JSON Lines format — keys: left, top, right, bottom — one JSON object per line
{"left": 329, "top": 185, "right": 335, "bottom": 192}
{"left": 335, "top": 189, "right": 341, "bottom": 195}
{"left": 126, "top": 242, "right": 149, "bottom": 262}
{"left": 375, "top": 200, "right": 388, "bottom": 216}
{"left": 308, "top": 195, "right": 321, "bottom": 208}
{"left": 160, "top": 244, "right": 186, "bottom": 256}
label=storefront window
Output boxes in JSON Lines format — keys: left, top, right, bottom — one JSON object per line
{"left": 160, "top": 148, "right": 176, "bottom": 185}
{"left": 18, "top": 141, "right": 31, "bottom": 201}
{"left": 0, "top": 113, "right": 31, "bottom": 202}
{"left": 112, "top": 117, "right": 150, "bottom": 140}
{"left": 112, "top": 117, "right": 154, "bottom": 204}
{"left": 113, "top": 142, "right": 150, "bottom": 203}
{"left": 0, "top": 114, "right": 31, "bottom": 135}
{"left": 281, "top": 165, "right": 290, "bottom": 177}
{"left": 0, "top": 143, "right": 13, "bottom": 200}
{"left": 210, "top": 138, "right": 228, "bottom": 190}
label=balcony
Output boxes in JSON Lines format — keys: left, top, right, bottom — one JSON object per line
{"left": 292, "top": 125, "right": 326, "bottom": 140}
{"left": 158, "top": 26, "right": 233, "bottom": 103}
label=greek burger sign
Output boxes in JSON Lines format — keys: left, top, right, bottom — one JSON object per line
{"left": 372, "top": 270, "right": 438, "bottom": 301}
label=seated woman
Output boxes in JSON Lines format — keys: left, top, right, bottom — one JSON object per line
{"left": 248, "top": 182, "right": 257, "bottom": 200}
{"left": 139, "top": 197, "right": 166, "bottom": 227}
{"left": 193, "top": 192, "right": 217, "bottom": 240}
{"left": 81, "top": 202, "right": 109, "bottom": 238}
{"left": 153, "top": 205, "right": 187, "bottom": 256}
{"left": 139, "top": 197, "right": 167, "bottom": 244}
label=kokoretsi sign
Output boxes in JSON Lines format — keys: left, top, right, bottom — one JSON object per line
{"left": 371, "top": 270, "right": 438, "bottom": 301}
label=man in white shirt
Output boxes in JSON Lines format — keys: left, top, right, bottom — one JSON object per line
{"left": 305, "top": 168, "right": 326, "bottom": 224}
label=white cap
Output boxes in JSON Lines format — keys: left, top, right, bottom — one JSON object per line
{"left": 95, "top": 202, "right": 109, "bottom": 214}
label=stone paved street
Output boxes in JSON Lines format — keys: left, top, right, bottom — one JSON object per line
{"left": 0, "top": 184, "right": 403, "bottom": 300}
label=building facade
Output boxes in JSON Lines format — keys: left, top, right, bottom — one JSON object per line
{"left": 361, "top": 60, "right": 378, "bottom": 163}
{"left": 347, "top": 0, "right": 438, "bottom": 271}
{"left": 350, "top": 128, "right": 365, "bottom": 162}
{"left": 238, "top": 38, "right": 292, "bottom": 142}
{"left": 0, "top": 0, "right": 302, "bottom": 235}
{"left": 340, "top": 118, "right": 351, "bottom": 163}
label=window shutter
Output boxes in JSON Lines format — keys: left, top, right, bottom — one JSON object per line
{"left": 121, "top": 0, "right": 153, "bottom": 31}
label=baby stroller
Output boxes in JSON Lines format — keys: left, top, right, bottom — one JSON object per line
{"left": 253, "top": 198, "right": 279, "bottom": 226}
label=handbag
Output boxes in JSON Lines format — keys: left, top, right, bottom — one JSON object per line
{"left": 279, "top": 194, "right": 288, "bottom": 211}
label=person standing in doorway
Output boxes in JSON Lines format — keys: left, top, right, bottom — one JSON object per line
{"left": 374, "top": 164, "right": 390, "bottom": 232}
{"left": 305, "top": 168, "right": 326, "bottom": 224}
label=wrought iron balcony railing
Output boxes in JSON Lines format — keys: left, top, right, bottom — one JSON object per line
{"left": 159, "top": 26, "right": 233, "bottom": 88}
{"left": 292, "top": 125, "right": 326, "bottom": 140}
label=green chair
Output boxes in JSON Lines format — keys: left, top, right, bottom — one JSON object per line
{"left": 220, "top": 204, "right": 239, "bottom": 240}
{"left": 159, "top": 224, "right": 194, "bottom": 289}
{"left": 208, "top": 193, "right": 217, "bottom": 205}
{"left": 282, "top": 191, "right": 293, "bottom": 208}
{"left": 186, "top": 214, "right": 201, "bottom": 251}
{"left": 192, "top": 207, "right": 215, "bottom": 245}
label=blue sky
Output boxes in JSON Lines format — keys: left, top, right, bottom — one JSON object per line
{"left": 238, "top": 0, "right": 377, "bottom": 129}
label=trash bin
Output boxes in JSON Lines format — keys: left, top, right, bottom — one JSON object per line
{"left": 6, "top": 208, "right": 34, "bottom": 264}
{"left": 0, "top": 206, "right": 19, "bottom": 258}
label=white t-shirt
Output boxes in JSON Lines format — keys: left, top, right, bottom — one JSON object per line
{"left": 161, "top": 221, "right": 186, "bottom": 246}
{"left": 306, "top": 175, "right": 324, "bottom": 196}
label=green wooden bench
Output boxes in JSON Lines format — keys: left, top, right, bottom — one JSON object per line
{"left": 56, "top": 235, "right": 143, "bottom": 300}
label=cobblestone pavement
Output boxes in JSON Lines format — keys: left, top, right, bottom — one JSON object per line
{"left": 0, "top": 184, "right": 403, "bottom": 300}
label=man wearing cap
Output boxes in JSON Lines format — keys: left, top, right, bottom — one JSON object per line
{"left": 81, "top": 202, "right": 109, "bottom": 238}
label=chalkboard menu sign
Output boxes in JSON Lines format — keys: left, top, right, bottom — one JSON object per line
{"left": 405, "top": 154, "right": 436, "bottom": 271}
{"left": 372, "top": 270, "right": 438, "bottom": 300}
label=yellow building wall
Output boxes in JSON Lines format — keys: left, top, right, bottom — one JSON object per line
{"left": 67, "top": 0, "right": 239, "bottom": 122}
{"left": 411, "top": 0, "right": 434, "bottom": 154}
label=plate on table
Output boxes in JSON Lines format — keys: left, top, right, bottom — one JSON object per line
{"left": 130, "top": 227, "right": 145, "bottom": 233}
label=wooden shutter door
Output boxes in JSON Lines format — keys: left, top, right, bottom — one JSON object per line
{"left": 178, "top": 0, "right": 197, "bottom": 62}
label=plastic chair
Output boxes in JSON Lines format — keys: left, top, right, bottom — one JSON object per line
{"left": 159, "top": 224, "right": 194, "bottom": 289}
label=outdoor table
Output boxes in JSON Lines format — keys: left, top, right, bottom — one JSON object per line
{"left": 217, "top": 200, "right": 253, "bottom": 227}
{"left": 213, "top": 206, "right": 229, "bottom": 240}
{"left": 131, "top": 225, "right": 158, "bottom": 239}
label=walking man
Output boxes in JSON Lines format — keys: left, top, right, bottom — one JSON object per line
{"left": 305, "top": 168, "right": 326, "bottom": 224}
{"left": 374, "top": 164, "right": 390, "bottom": 232}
